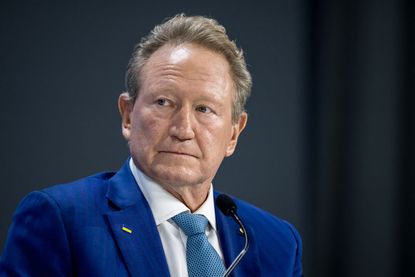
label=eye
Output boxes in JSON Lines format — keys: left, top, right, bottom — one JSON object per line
{"left": 156, "top": 98, "right": 169, "bottom": 106}
{"left": 196, "top": 105, "right": 212, "bottom": 114}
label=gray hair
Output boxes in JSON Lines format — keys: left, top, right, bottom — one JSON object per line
{"left": 125, "top": 14, "right": 252, "bottom": 123}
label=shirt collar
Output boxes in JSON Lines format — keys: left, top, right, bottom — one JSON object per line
{"left": 129, "top": 158, "right": 217, "bottom": 230}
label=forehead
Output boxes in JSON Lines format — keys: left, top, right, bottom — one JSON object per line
{"left": 140, "top": 43, "right": 235, "bottom": 92}
{"left": 146, "top": 42, "right": 230, "bottom": 69}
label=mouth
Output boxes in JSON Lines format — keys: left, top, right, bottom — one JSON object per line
{"left": 158, "top": 151, "right": 198, "bottom": 159}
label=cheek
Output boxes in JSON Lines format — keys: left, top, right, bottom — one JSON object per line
{"left": 130, "top": 110, "right": 163, "bottom": 146}
{"left": 200, "top": 124, "right": 233, "bottom": 155}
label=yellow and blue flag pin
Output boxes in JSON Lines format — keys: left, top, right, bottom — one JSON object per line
{"left": 122, "top": 225, "right": 133, "bottom": 234}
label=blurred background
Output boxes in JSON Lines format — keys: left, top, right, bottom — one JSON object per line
{"left": 0, "top": 0, "right": 413, "bottom": 276}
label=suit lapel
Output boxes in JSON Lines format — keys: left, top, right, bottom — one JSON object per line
{"left": 215, "top": 194, "right": 261, "bottom": 277}
{"left": 105, "top": 161, "right": 170, "bottom": 277}
{"left": 104, "top": 163, "right": 260, "bottom": 276}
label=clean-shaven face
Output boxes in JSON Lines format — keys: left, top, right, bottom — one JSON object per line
{"left": 120, "top": 43, "right": 247, "bottom": 189}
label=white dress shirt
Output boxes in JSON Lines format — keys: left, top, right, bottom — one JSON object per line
{"left": 129, "top": 159, "right": 224, "bottom": 277}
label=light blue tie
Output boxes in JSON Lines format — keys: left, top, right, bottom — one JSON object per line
{"left": 172, "top": 212, "right": 225, "bottom": 277}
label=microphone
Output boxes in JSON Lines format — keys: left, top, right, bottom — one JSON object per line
{"left": 216, "top": 194, "right": 250, "bottom": 277}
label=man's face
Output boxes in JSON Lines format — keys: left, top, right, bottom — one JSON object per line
{"left": 119, "top": 43, "right": 247, "bottom": 189}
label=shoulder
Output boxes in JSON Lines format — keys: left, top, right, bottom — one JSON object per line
{"left": 11, "top": 171, "right": 119, "bottom": 238}
{"left": 14, "top": 171, "right": 117, "bottom": 226}
{"left": 228, "top": 195, "right": 303, "bottom": 276}
{"left": 229, "top": 195, "right": 302, "bottom": 252}
{"left": 39, "top": 171, "right": 116, "bottom": 206}
{"left": 0, "top": 172, "right": 117, "bottom": 275}
{"left": 236, "top": 197, "right": 298, "bottom": 229}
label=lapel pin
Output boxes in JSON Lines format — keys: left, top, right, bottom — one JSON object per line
{"left": 122, "top": 225, "right": 133, "bottom": 234}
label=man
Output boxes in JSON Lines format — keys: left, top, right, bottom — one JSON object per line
{"left": 0, "top": 14, "right": 303, "bottom": 276}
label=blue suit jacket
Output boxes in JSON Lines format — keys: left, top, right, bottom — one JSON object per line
{"left": 0, "top": 162, "right": 303, "bottom": 276}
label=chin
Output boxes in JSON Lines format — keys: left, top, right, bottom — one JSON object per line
{"left": 149, "top": 164, "right": 207, "bottom": 187}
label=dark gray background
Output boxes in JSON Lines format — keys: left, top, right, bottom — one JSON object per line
{"left": 1, "top": 1, "right": 413, "bottom": 276}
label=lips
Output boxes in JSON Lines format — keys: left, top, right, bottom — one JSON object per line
{"left": 158, "top": 150, "right": 199, "bottom": 158}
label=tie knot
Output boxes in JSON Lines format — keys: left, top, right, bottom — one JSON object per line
{"left": 172, "top": 212, "right": 209, "bottom": 237}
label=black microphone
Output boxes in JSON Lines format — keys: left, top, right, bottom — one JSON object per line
{"left": 216, "top": 194, "right": 250, "bottom": 277}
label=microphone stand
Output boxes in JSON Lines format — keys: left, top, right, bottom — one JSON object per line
{"left": 223, "top": 210, "right": 250, "bottom": 277}
{"left": 216, "top": 194, "right": 250, "bottom": 277}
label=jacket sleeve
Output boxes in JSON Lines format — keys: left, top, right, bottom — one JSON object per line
{"left": 287, "top": 222, "right": 303, "bottom": 277}
{"left": 0, "top": 191, "right": 72, "bottom": 276}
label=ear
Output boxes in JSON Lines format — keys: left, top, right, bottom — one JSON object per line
{"left": 118, "top": 92, "right": 134, "bottom": 141}
{"left": 225, "top": 112, "right": 248, "bottom": 157}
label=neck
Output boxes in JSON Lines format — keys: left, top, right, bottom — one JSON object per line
{"left": 163, "top": 183, "right": 210, "bottom": 212}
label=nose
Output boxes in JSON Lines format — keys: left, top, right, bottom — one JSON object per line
{"left": 169, "top": 106, "right": 195, "bottom": 141}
